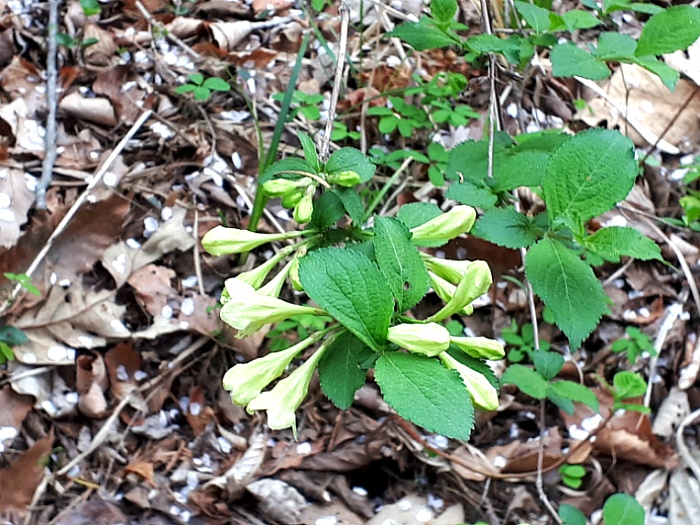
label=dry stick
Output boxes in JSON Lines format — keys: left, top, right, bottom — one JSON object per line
{"left": 319, "top": 0, "right": 350, "bottom": 163}
{"left": 36, "top": 0, "right": 61, "bottom": 209}
{"left": 0, "top": 110, "right": 153, "bottom": 316}
{"left": 676, "top": 407, "right": 700, "bottom": 481}
{"left": 135, "top": 0, "right": 200, "bottom": 59}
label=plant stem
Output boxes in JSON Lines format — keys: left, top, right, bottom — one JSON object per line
{"left": 362, "top": 157, "right": 412, "bottom": 222}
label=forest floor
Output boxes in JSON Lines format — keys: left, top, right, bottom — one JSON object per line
{"left": 0, "top": 0, "right": 699, "bottom": 523}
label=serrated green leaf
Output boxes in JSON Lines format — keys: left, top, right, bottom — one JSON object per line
{"left": 299, "top": 247, "right": 393, "bottom": 351}
{"left": 596, "top": 32, "right": 637, "bottom": 60}
{"left": 375, "top": 352, "right": 474, "bottom": 439}
{"left": 559, "top": 10, "right": 601, "bottom": 31}
{"left": 332, "top": 188, "right": 364, "bottom": 224}
{"left": 298, "top": 132, "right": 320, "bottom": 172}
{"left": 373, "top": 217, "right": 430, "bottom": 312}
{"left": 446, "top": 181, "right": 498, "bottom": 210}
{"left": 465, "top": 34, "right": 530, "bottom": 64}
{"left": 635, "top": 6, "right": 700, "bottom": 57}
{"left": 501, "top": 364, "right": 548, "bottom": 399}
{"left": 543, "top": 129, "right": 637, "bottom": 223}
{"left": 515, "top": 1, "right": 552, "bottom": 33}
{"left": 389, "top": 19, "right": 459, "bottom": 50}
{"left": 603, "top": 494, "right": 645, "bottom": 525}
{"left": 203, "top": 77, "right": 231, "bottom": 92}
{"left": 584, "top": 226, "right": 662, "bottom": 262}
{"left": 613, "top": 371, "right": 647, "bottom": 400}
{"left": 327, "top": 148, "right": 375, "bottom": 183}
{"left": 0, "top": 326, "right": 28, "bottom": 346}
{"left": 473, "top": 208, "right": 539, "bottom": 249}
{"left": 397, "top": 203, "right": 443, "bottom": 229}
{"left": 493, "top": 150, "right": 549, "bottom": 191}
{"left": 533, "top": 349, "right": 564, "bottom": 380}
{"left": 633, "top": 56, "right": 680, "bottom": 91}
{"left": 551, "top": 43, "right": 611, "bottom": 80}
{"left": 548, "top": 380, "right": 600, "bottom": 411}
{"left": 525, "top": 238, "right": 607, "bottom": 349}
{"left": 261, "top": 157, "right": 316, "bottom": 183}
{"left": 431, "top": 0, "right": 458, "bottom": 23}
{"left": 309, "top": 191, "right": 345, "bottom": 229}
{"left": 447, "top": 350, "right": 499, "bottom": 389}
{"left": 318, "top": 331, "right": 369, "bottom": 409}
{"left": 559, "top": 504, "right": 587, "bottom": 525}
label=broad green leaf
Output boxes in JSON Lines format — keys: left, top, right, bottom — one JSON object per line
{"left": 309, "top": 191, "right": 345, "bottom": 229}
{"left": 260, "top": 157, "right": 316, "bottom": 183}
{"left": 431, "top": 0, "right": 458, "bottom": 23}
{"left": 193, "top": 87, "right": 210, "bottom": 101}
{"left": 533, "top": 349, "right": 564, "bottom": 380}
{"left": 188, "top": 73, "right": 204, "bottom": 85}
{"left": 332, "top": 188, "right": 364, "bottom": 224}
{"left": 327, "top": 148, "right": 376, "bottom": 183}
{"left": 551, "top": 43, "right": 610, "bottom": 80}
{"left": 203, "top": 77, "right": 231, "bottom": 92}
{"left": 446, "top": 181, "right": 498, "bottom": 210}
{"left": 375, "top": 352, "right": 474, "bottom": 439}
{"left": 0, "top": 326, "right": 28, "bottom": 346}
{"left": 374, "top": 217, "right": 430, "bottom": 312}
{"left": 299, "top": 247, "right": 393, "bottom": 351}
{"left": 493, "top": 150, "right": 549, "bottom": 190}
{"left": 603, "top": 494, "right": 645, "bottom": 525}
{"left": 466, "top": 34, "right": 530, "bottom": 64}
{"left": 473, "top": 208, "right": 539, "bottom": 249}
{"left": 559, "top": 10, "right": 601, "bottom": 31}
{"left": 389, "top": 19, "right": 459, "bottom": 50}
{"left": 397, "top": 202, "right": 442, "bottom": 229}
{"left": 596, "top": 32, "right": 637, "bottom": 61}
{"left": 543, "top": 129, "right": 637, "bottom": 223}
{"left": 603, "top": 0, "right": 662, "bottom": 14}
{"left": 298, "top": 131, "right": 320, "bottom": 172}
{"left": 548, "top": 380, "right": 600, "bottom": 411}
{"left": 501, "top": 364, "right": 548, "bottom": 399}
{"left": 633, "top": 56, "right": 680, "bottom": 91}
{"left": 525, "top": 238, "right": 608, "bottom": 349}
{"left": 584, "top": 226, "right": 662, "bottom": 262}
{"left": 174, "top": 85, "right": 196, "bottom": 94}
{"left": 79, "top": 0, "right": 100, "bottom": 15}
{"left": 318, "top": 331, "right": 369, "bottom": 409}
{"left": 635, "top": 6, "right": 700, "bottom": 57}
{"left": 515, "top": 1, "right": 552, "bottom": 33}
{"left": 613, "top": 371, "right": 647, "bottom": 400}
{"left": 559, "top": 504, "right": 586, "bottom": 525}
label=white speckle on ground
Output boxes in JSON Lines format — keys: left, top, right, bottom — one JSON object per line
{"left": 47, "top": 345, "right": 68, "bottom": 361}
{"left": 180, "top": 297, "right": 194, "bottom": 316}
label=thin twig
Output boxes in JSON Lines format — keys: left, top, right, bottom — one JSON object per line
{"left": 320, "top": 0, "right": 350, "bottom": 163}
{"left": 135, "top": 0, "right": 200, "bottom": 60}
{"left": 36, "top": 0, "right": 61, "bottom": 209}
{"left": 676, "top": 407, "right": 700, "bottom": 481}
{"left": 0, "top": 110, "right": 152, "bottom": 316}
{"left": 193, "top": 206, "right": 206, "bottom": 296}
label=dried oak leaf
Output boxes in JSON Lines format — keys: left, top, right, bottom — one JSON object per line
{"left": 0, "top": 167, "right": 35, "bottom": 248}
{"left": 76, "top": 352, "right": 109, "bottom": 418}
{"left": 127, "top": 264, "right": 177, "bottom": 318}
{"left": 0, "top": 385, "right": 34, "bottom": 430}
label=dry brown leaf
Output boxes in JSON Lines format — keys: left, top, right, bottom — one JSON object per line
{"left": 0, "top": 385, "right": 34, "bottom": 430}
{"left": 105, "top": 343, "right": 148, "bottom": 412}
{"left": 0, "top": 57, "right": 45, "bottom": 115}
{"left": 0, "top": 167, "right": 35, "bottom": 248}
{"left": 177, "top": 293, "right": 219, "bottom": 336}
{"left": 186, "top": 385, "right": 215, "bottom": 436}
{"left": 251, "top": 0, "right": 293, "bottom": 13}
{"left": 125, "top": 459, "right": 156, "bottom": 487}
{"left": 127, "top": 264, "right": 177, "bottom": 317}
{"left": 82, "top": 23, "right": 117, "bottom": 67}
{"left": 485, "top": 427, "right": 564, "bottom": 474}
{"left": 208, "top": 21, "right": 256, "bottom": 50}
{"left": 0, "top": 430, "right": 53, "bottom": 521}
{"left": 53, "top": 499, "right": 128, "bottom": 525}
{"left": 59, "top": 92, "right": 118, "bottom": 127}
{"left": 76, "top": 352, "right": 109, "bottom": 418}
{"left": 93, "top": 66, "right": 148, "bottom": 124}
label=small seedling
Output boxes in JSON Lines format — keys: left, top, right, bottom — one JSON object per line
{"left": 175, "top": 73, "right": 231, "bottom": 101}
{"left": 272, "top": 90, "right": 325, "bottom": 121}
{"left": 559, "top": 464, "right": 586, "bottom": 489}
{"left": 611, "top": 326, "right": 656, "bottom": 364}
{"left": 5, "top": 272, "right": 41, "bottom": 296}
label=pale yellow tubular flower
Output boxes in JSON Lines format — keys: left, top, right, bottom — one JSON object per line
{"left": 421, "top": 253, "right": 473, "bottom": 284}
{"left": 220, "top": 278, "right": 324, "bottom": 338}
{"left": 289, "top": 247, "right": 307, "bottom": 291}
{"left": 235, "top": 246, "right": 293, "bottom": 289}
{"left": 387, "top": 322, "right": 451, "bottom": 357}
{"left": 222, "top": 331, "right": 324, "bottom": 406}
{"left": 258, "top": 258, "right": 294, "bottom": 298}
{"left": 428, "top": 272, "right": 473, "bottom": 316}
{"left": 293, "top": 185, "right": 315, "bottom": 224}
{"left": 427, "top": 260, "right": 492, "bottom": 323}
{"left": 246, "top": 336, "right": 332, "bottom": 438}
{"left": 439, "top": 352, "right": 499, "bottom": 411}
{"left": 409, "top": 205, "right": 476, "bottom": 244}
{"left": 202, "top": 226, "right": 304, "bottom": 256}
{"left": 450, "top": 336, "right": 505, "bottom": 360}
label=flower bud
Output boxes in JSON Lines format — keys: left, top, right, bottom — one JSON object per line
{"left": 439, "top": 352, "right": 499, "bottom": 410}
{"left": 428, "top": 272, "right": 473, "bottom": 316}
{"left": 236, "top": 247, "right": 293, "bottom": 289}
{"left": 222, "top": 332, "right": 324, "bottom": 406}
{"left": 220, "top": 278, "right": 324, "bottom": 337}
{"left": 202, "top": 226, "right": 303, "bottom": 256}
{"left": 289, "top": 251, "right": 305, "bottom": 291}
{"left": 293, "top": 186, "right": 315, "bottom": 224}
{"left": 450, "top": 336, "right": 505, "bottom": 360}
{"left": 258, "top": 258, "right": 294, "bottom": 298}
{"left": 421, "top": 253, "right": 473, "bottom": 285}
{"left": 281, "top": 188, "right": 305, "bottom": 208}
{"left": 262, "top": 177, "right": 311, "bottom": 197}
{"left": 387, "top": 322, "right": 451, "bottom": 357}
{"left": 327, "top": 170, "right": 361, "bottom": 187}
{"left": 427, "top": 261, "right": 491, "bottom": 323}
{"left": 410, "top": 205, "right": 476, "bottom": 244}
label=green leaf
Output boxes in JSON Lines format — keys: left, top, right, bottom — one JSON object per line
{"left": 603, "top": 494, "right": 645, "bottom": 525}
{"left": 559, "top": 504, "right": 587, "bottom": 525}
{"left": 473, "top": 208, "right": 539, "bottom": 249}
{"left": 299, "top": 247, "right": 393, "bottom": 351}
{"left": 174, "top": 85, "right": 196, "bottom": 94}
{"left": 431, "top": 0, "right": 458, "bottom": 23}
{"left": 533, "top": 349, "right": 564, "bottom": 380}
{"left": 559, "top": 10, "right": 601, "bottom": 32}
{"left": 548, "top": 380, "right": 600, "bottom": 411}
{"left": 193, "top": 87, "right": 210, "bottom": 101}
{"left": 374, "top": 352, "right": 474, "bottom": 439}
{"left": 493, "top": 150, "right": 549, "bottom": 190}
{"left": 0, "top": 342, "right": 13, "bottom": 362}
{"left": 389, "top": 19, "right": 459, "bottom": 50}
{"left": 466, "top": 34, "right": 530, "bottom": 64}
{"left": 633, "top": 56, "right": 680, "bottom": 91}
{"left": 543, "top": 129, "right": 637, "bottom": 223}
{"left": 584, "top": 226, "right": 662, "bottom": 262}
{"left": 327, "top": 148, "right": 376, "bottom": 183}
{"left": 501, "top": 364, "right": 548, "bottom": 399}
{"left": 373, "top": 217, "right": 430, "bottom": 312}
{"left": 551, "top": 43, "right": 611, "bottom": 80}
{"left": 79, "top": 0, "right": 101, "bottom": 16}
{"left": 203, "top": 77, "right": 231, "bottom": 92}
{"left": 318, "top": 331, "right": 369, "bottom": 409}
{"left": 596, "top": 32, "right": 637, "bottom": 61}
{"left": 446, "top": 181, "right": 498, "bottom": 210}
{"left": 515, "top": 1, "right": 552, "bottom": 33}
{"left": 613, "top": 371, "right": 647, "bottom": 400}
{"left": 260, "top": 157, "right": 316, "bottom": 183}
{"left": 298, "top": 132, "right": 320, "bottom": 172}
{"left": 310, "top": 191, "right": 345, "bottom": 229}
{"left": 188, "top": 73, "right": 204, "bottom": 85}
{"left": 332, "top": 188, "right": 364, "bottom": 224}
{"left": 525, "top": 238, "right": 608, "bottom": 349}
{"left": 397, "top": 202, "right": 443, "bottom": 228}
{"left": 0, "top": 326, "right": 28, "bottom": 346}
{"left": 635, "top": 6, "right": 700, "bottom": 57}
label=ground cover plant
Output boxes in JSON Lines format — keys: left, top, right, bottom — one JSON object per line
{"left": 0, "top": 0, "right": 699, "bottom": 522}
